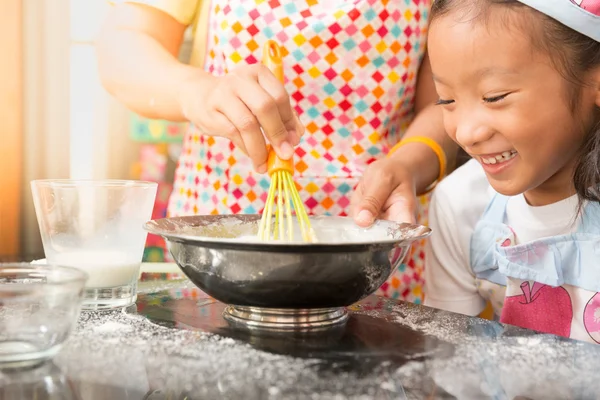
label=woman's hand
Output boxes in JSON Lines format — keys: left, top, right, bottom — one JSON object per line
{"left": 351, "top": 158, "right": 418, "bottom": 227}
{"left": 178, "top": 64, "right": 305, "bottom": 173}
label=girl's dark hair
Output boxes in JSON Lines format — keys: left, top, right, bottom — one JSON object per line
{"left": 430, "top": 0, "right": 600, "bottom": 204}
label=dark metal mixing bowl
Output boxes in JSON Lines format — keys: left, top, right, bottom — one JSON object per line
{"left": 144, "top": 215, "right": 431, "bottom": 310}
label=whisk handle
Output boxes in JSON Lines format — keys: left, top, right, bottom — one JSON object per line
{"left": 262, "top": 40, "right": 284, "bottom": 83}
{"left": 262, "top": 40, "right": 293, "bottom": 176}
{"left": 267, "top": 146, "right": 294, "bottom": 176}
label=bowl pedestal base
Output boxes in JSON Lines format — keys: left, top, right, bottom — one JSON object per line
{"left": 223, "top": 305, "right": 349, "bottom": 332}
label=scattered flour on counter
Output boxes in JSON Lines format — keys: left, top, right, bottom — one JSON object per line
{"left": 353, "top": 300, "right": 467, "bottom": 345}
{"left": 56, "top": 306, "right": 408, "bottom": 399}
{"left": 52, "top": 294, "right": 600, "bottom": 400}
{"left": 370, "top": 302, "right": 600, "bottom": 400}
{"left": 92, "top": 321, "right": 134, "bottom": 334}
{"left": 137, "top": 277, "right": 197, "bottom": 294}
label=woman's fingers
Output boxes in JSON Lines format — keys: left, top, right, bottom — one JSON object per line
{"left": 234, "top": 76, "right": 293, "bottom": 160}
{"left": 218, "top": 97, "right": 268, "bottom": 172}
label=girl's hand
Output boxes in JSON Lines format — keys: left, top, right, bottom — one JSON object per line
{"left": 178, "top": 64, "right": 304, "bottom": 173}
{"left": 350, "top": 158, "right": 418, "bottom": 226}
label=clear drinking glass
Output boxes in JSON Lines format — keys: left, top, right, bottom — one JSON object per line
{"left": 31, "top": 180, "right": 157, "bottom": 310}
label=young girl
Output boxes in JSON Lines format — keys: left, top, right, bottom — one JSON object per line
{"left": 421, "top": 0, "right": 600, "bottom": 343}
{"left": 97, "top": 0, "right": 457, "bottom": 303}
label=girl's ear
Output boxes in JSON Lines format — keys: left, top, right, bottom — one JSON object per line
{"left": 594, "top": 66, "right": 600, "bottom": 108}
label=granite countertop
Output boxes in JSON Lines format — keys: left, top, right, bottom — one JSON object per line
{"left": 2, "top": 264, "right": 600, "bottom": 400}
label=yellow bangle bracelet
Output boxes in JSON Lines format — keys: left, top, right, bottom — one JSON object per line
{"left": 387, "top": 136, "right": 447, "bottom": 194}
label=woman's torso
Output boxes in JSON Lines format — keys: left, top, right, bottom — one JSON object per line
{"left": 169, "top": 0, "right": 431, "bottom": 216}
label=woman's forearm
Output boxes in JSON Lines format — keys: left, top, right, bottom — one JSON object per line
{"left": 97, "top": 30, "right": 198, "bottom": 121}
{"left": 96, "top": 4, "right": 204, "bottom": 121}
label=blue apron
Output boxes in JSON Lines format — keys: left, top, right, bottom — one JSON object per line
{"left": 470, "top": 193, "right": 600, "bottom": 341}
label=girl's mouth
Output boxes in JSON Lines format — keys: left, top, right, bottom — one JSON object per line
{"left": 480, "top": 150, "right": 518, "bottom": 165}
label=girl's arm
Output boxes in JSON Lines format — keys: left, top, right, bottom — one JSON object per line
{"left": 351, "top": 53, "right": 459, "bottom": 225}
{"left": 393, "top": 52, "right": 459, "bottom": 195}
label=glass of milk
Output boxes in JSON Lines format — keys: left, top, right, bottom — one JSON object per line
{"left": 31, "top": 179, "right": 158, "bottom": 310}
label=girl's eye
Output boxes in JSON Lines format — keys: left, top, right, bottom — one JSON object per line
{"left": 483, "top": 93, "right": 510, "bottom": 103}
{"left": 435, "top": 98, "right": 454, "bottom": 106}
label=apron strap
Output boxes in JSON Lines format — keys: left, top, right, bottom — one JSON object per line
{"left": 578, "top": 201, "right": 600, "bottom": 234}
{"left": 480, "top": 193, "right": 509, "bottom": 223}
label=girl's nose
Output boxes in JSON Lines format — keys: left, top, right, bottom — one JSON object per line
{"left": 454, "top": 117, "right": 494, "bottom": 150}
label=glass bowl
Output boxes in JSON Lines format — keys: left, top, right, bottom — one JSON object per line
{"left": 0, "top": 264, "right": 88, "bottom": 368}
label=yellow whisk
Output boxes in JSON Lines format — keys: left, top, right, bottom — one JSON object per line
{"left": 257, "top": 40, "right": 316, "bottom": 243}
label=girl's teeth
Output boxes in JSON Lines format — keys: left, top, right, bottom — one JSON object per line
{"left": 481, "top": 151, "right": 517, "bottom": 165}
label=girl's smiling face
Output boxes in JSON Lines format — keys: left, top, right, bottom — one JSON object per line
{"left": 428, "top": 10, "right": 598, "bottom": 206}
